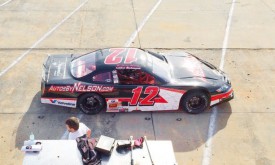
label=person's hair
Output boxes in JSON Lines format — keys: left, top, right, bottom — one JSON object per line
{"left": 65, "top": 117, "right": 80, "bottom": 130}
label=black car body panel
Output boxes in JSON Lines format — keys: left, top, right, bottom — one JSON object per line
{"left": 41, "top": 48, "right": 233, "bottom": 113}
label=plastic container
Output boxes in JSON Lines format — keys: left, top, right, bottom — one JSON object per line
{"left": 30, "top": 132, "right": 35, "bottom": 140}
{"left": 29, "top": 132, "right": 35, "bottom": 145}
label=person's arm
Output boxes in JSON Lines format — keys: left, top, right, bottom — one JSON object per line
{"left": 86, "top": 129, "right": 91, "bottom": 138}
{"left": 68, "top": 133, "right": 72, "bottom": 140}
{"left": 81, "top": 122, "right": 91, "bottom": 138}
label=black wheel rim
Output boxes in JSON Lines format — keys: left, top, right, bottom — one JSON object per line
{"left": 83, "top": 96, "right": 101, "bottom": 111}
{"left": 187, "top": 96, "right": 206, "bottom": 112}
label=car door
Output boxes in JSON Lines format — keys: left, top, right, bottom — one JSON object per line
{"left": 106, "top": 68, "right": 166, "bottom": 112}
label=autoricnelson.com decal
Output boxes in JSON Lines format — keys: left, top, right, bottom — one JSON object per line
{"left": 41, "top": 98, "right": 77, "bottom": 108}
{"left": 48, "top": 83, "right": 114, "bottom": 93}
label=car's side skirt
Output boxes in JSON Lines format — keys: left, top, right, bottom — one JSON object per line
{"left": 41, "top": 98, "right": 77, "bottom": 108}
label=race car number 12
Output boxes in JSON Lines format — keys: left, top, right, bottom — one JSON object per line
{"left": 130, "top": 86, "right": 159, "bottom": 106}
{"left": 104, "top": 48, "right": 137, "bottom": 64}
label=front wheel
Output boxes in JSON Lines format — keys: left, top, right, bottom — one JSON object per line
{"left": 78, "top": 93, "right": 106, "bottom": 115}
{"left": 182, "top": 91, "right": 210, "bottom": 114}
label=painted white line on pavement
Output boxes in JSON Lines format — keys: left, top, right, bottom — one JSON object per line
{"left": 61, "top": 0, "right": 162, "bottom": 139}
{"left": 202, "top": 0, "right": 236, "bottom": 165}
{"left": 0, "top": 0, "right": 89, "bottom": 78}
{"left": 219, "top": 0, "right": 237, "bottom": 71}
{"left": 202, "top": 107, "right": 218, "bottom": 165}
{"left": 124, "top": 0, "right": 162, "bottom": 47}
{"left": 0, "top": 0, "right": 13, "bottom": 7}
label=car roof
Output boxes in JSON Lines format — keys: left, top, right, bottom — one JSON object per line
{"left": 94, "top": 47, "right": 149, "bottom": 72}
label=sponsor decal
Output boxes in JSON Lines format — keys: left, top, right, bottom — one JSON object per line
{"left": 41, "top": 98, "right": 77, "bottom": 108}
{"left": 109, "top": 103, "right": 118, "bottom": 108}
{"left": 106, "top": 107, "right": 129, "bottom": 112}
{"left": 48, "top": 83, "right": 114, "bottom": 93}
{"left": 53, "top": 63, "right": 65, "bottom": 77}
{"left": 108, "top": 99, "right": 121, "bottom": 108}
{"left": 107, "top": 99, "right": 124, "bottom": 111}
{"left": 116, "top": 64, "right": 141, "bottom": 70}
{"left": 50, "top": 99, "right": 76, "bottom": 106}
{"left": 112, "top": 70, "right": 119, "bottom": 84}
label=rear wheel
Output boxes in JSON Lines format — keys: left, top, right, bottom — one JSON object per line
{"left": 78, "top": 93, "right": 106, "bottom": 115}
{"left": 182, "top": 91, "right": 210, "bottom": 114}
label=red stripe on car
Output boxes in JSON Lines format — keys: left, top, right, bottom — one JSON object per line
{"left": 211, "top": 88, "right": 233, "bottom": 101}
{"left": 160, "top": 87, "right": 186, "bottom": 94}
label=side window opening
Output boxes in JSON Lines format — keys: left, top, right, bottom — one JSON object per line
{"left": 116, "top": 69, "right": 155, "bottom": 85}
{"left": 71, "top": 52, "right": 97, "bottom": 78}
{"left": 92, "top": 72, "right": 112, "bottom": 83}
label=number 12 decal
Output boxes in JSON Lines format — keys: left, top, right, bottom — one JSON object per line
{"left": 130, "top": 86, "right": 160, "bottom": 106}
{"left": 104, "top": 48, "right": 137, "bottom": 64}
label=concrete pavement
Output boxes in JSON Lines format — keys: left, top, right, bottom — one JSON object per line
{"left": 0, "top": 0, "right": 275, "bottom": 164}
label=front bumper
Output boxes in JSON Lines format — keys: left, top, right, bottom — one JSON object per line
{"left": 210, "top": 88, "right": 234, "bottom": 106}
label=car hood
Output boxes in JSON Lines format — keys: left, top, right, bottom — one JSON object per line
{"left": 165, "top": 54, "right": 224, "bottom": 82}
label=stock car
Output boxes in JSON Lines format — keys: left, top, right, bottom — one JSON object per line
{"left": 41, "top": 48, "right": 233, "bottom": 115}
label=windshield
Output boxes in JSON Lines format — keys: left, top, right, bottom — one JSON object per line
{"left": 146, "top": 51, "right": 171, "bottom": 82}
{"left": 70, "top": 51, "right": 97, "bottom": 78}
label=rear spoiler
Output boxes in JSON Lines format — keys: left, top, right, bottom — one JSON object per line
{"left": 43, "top": 54, "right": 51, "bottom": 68}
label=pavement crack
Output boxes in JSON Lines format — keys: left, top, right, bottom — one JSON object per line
{"left": 130, "top": 0, "right": 142, "bottom": 48}
{"left": 259, "top": 0, "right": 275, "bottom": 13}
{"left": 150, "top": 112, "right": 156, "bottom": 140}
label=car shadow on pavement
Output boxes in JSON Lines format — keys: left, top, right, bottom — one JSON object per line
{"left": 151, "top": 102, "right": 232, "bottom": 152}
{"left": 15, "top": 92, "right": 232, "bottom": 154}
{"left": 15, "top": 92, "right": 155, "bottom": 149}
{"left": 15, "top": 92, "right": 78, "bottom": 149}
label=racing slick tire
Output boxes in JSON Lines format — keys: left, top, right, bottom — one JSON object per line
{"left": 181, "top": 90, "right": 210, "bottom": 114}
{"left": 78, "top": 93, "right": 106, "bottom": 115}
